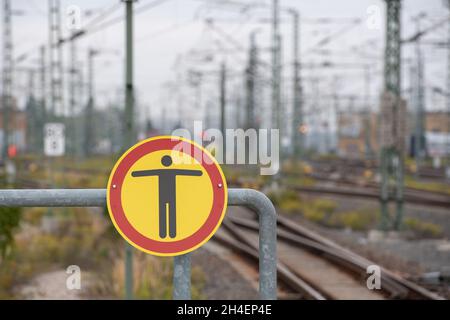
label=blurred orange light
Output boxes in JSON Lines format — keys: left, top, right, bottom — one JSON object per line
{"left": 299, "top": 125, "right": 308, "bottom": 134}
{"left": 8, "top": 144, "right": 17, "bottom": 158}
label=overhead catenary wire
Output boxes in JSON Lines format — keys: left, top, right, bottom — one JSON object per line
{"left": 82, "top": 2, "right": 122, "bottom": 30}
{"left": 303, "top": 18, "right": 363, "bottom": 56}
{"left": 14, "top": 0, "right": 173, "bottom": 62}
{"left": 69, "top": 0, "right": 174, "bottom": 42}
{"left": 402, "top": 15, "right": 450, "bottom": 43}
{"left": 14, "top": 1, "right": 122, "bottom": 62}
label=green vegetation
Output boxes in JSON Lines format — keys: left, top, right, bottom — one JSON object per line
{"left": 0, "top": 173, "right": 23, "bottom": 257}
{"left": 89, "top": 252, "right": 205, "bottom": 299}
{"left": 271, "top": 189, "right": 444, "bottom": 237}
{"left": 299, "top": 198, "right": 337, "bottom": 223}
{"left": 0, "top": 205, "right": 206, "bottom": 299}
{"left": 0, "top": 207, "right": 21, "bottom": 257}
{"left": 404, "top": 217, "right": 443, "bottom": 238}
{"left": 327, "top": 209, "right": 378, "bottom": 231}
{"left": 404, "top": 176, "right": 450, "bottom": 195}
{"left": 0, "top": 207, "right": 109, "bottom": 298}
{"left": 0, "top": 156, "right": 205, "bottom": 299}
{"left": 283, "top": 175, "right": 316, "bottom": 187}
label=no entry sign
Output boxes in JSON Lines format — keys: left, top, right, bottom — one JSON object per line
{"left": 107, "top": 136, "right": 228, "bottom": 256}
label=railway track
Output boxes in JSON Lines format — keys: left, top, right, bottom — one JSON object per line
{"left": 213, "top": 207, "right": 444, "bottom": 300}
{"left": 289, "top": 184, "right": 450, "bottom": 208}
{"left": 307, "top": 171, "right": 450, "bottom": 197}
{"left": 308, "top": 158, "right": 446, "bottom": 181}
{"left": 15, "top": 173, "right": 450, "bottom": 210}
{"left": 11, "top": 176, "right": 446, "bottom": 299}
{"left": 13, "top": 160, "right": 450, "bottom": 208}
{"left": 229, "top": 176, "right": 450, "bottom": 209}
{"left": 230, "top": 173, "right": 450, "bottom": 209}
{"left": 282, "top": 167, "right": 450, "bottom": 202}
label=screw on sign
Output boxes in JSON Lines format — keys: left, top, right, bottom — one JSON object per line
{"left": 107, "top": 136, "right": 228, "bottom": 256}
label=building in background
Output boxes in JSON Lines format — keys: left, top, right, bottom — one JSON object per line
{"left": 336, "top": 110, "right": 450, "bottom": 160}
{"left": 337, "top": 112, "right": 378, "bottom": 159}
{"left": 425, "top": 111, "right": 450, "bottom": 159}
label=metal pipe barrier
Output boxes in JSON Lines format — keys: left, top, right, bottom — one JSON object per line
{"left": 0, "top": 188, "right": 277, "bottom": 300}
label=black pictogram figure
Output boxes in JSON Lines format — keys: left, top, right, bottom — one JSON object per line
{"left": 131, "top": 155, "right": 202, "bottom": 238}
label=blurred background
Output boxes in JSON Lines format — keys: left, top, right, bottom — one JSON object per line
{"left": 0, "top": 0, "right": 449, "bottom": 300}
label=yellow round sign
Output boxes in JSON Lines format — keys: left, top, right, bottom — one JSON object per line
{"left": 107, "top": 136, "right": 228, "bottom": 256}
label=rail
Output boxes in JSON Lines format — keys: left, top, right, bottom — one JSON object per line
{"left": 0, "top": 188, "right": 277, "bottom": 300}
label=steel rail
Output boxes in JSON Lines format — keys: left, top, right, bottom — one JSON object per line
{"left": 213, "top": 228, "right": 326, "bottom": 300}
{"left": 228, "top": 215, "right": 406, "bottom": 298}
{"left": 289, "top": 185, "right": 450, "bottom": 208}
{"left": 221, "top": 219, "right": 327, "bottom": 299}
{"left": 276, "top": 215, "right": 444, "bottom": 300}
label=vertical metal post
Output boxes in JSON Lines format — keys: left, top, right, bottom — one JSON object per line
{"left": 413, "top": 14, "right": 426, "bottom": 170}
{"left": 2, "top": 0, "right": 12, "bottom": 163}
{"left": 333, "top": 76, "right": 340, "bottom": 150}
{"left": 124, "top": 0, "right": 134, "bottom": 148}
{"left": 84, "top": 49, "right": 95, "bottom": 157}
{"left": 380, "top": 148, "right": 390, "bottom": 231}
{"left": 173, "top": 254, "right": 191, "bottom": 300}
{"left": 270, "top": 1, "right": 282, "bottom": 183}
{"left": 393, "top": 152, "right": 404, "bottom": 229}
{"left": 364, "top": 65, "right": 373, "bottom": 159}
{"left": 271, "top": 0, "right": 280, "bottom": 131}
{"left": 290, "top": 9, "right": 303, "bottom": 160}
{"left": 277, "top": 33, "right": 284, "bottom": 139}
{"left": 220, "top": 61, "right": 226, "bottom": 143}
{"left": 447, "top": 1, "right": 450, "bottom": 173}
{"left": 380, "top": 0, "right": 403, "bottom": 231}
{"left": 76, "top": 66, "right": 84, "bottom": 159}
{"left": 228, "top": 189, "right": 277, "bottom": 299}
{"left": 48, "top": 0, "right": 63, "bottom": 118}
{"left": 123, "top": 0, "right": 135, "bottom": 300}
{"left": 40, "top": 45, "right": 47, "bottom": 154}
{"left": 69, "top": 36, "right": 77, "bottom": 156}
{"left": 245, "top": 32, "right": 258, "bottom": 130}
{"left": 26, "top": 70, "right": 37, "bottom": 153}
{"left": 124, "top": 242, "right": 133, "bottom": 300}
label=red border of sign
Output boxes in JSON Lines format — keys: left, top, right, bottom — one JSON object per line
{"left": 108, "top": 137, "right": 226, "bottom": 255}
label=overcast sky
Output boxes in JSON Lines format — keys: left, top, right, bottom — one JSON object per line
{"left": 3, "top": 0, "right": 449, "bottom": 129}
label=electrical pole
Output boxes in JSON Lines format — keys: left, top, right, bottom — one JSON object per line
{"left": 69, "top": 34, "right": 78, "bottom": 156}
{"left": 289, "top": 9, "right": 303, "bottom": 161}
{"left": 245, "top": 32, "right": 258, "bottom": 130}
{"left": 272, "top": 0, "right": 281, "bottom": 131}
{"left": 364, "top": 65, "right": 374, "bottom": 159}
{"left": 124, "top": 1, "right": 135, "bottom": 150}
{"left": 26, "top": 69, "right": 37, "bottom": 153}
{"left": 278, "top": 33, "right": 284, "bottom": 150}
{"left": 123, "top": 0, "right": 136, "bottom": 301}
{"left": 49, "top": 0, "right": 63, "bottom": 118}
{"left": 380, "top": 0, "right": 405, "bottom": 231}
{"left": 84, "top": 49, "right": 97, "bottom": 157}
{"left": 333, "top": 76, "right": 340, "bottom": 147}
{"left": 220, "top": 61, "right": 226, "bottom": 138}
{"left": 413, "top": 13, "right": 426, "bottom": 171}
{"left": 447, "top": 0, "right": 450, "bottom": 176}
{"left": 39, "top": 45, "right": 47, "bottom": 131}
{"left": 2, "top": 0, "right": 12, "bottom": 163}
{"left": 76, "top": 63, "right": 85, "bottom": 158}
{"left": 40, "top": 45, "right": 47, "bottom": 154}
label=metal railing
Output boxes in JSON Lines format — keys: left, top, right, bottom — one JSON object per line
{"left": 0, "top": 188, "right": 277, "bottom": 300}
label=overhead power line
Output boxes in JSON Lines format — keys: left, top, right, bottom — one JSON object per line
{"left": 14, "top": 0, "right": 173, "bottom": 62}
{"left": 67, "top": 0, "right": 173, "bottom": 42}
{"left": 402, "top": 15, "right": 450, "bottom": 43}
